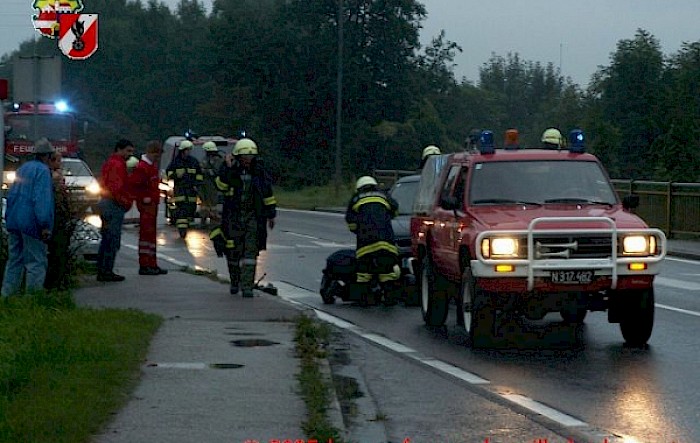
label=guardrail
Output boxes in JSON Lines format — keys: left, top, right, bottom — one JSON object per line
{"left": 611, "top": 180, "right": 700, "bottom": 238}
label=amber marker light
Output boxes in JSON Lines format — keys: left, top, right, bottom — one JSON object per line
{"left": 495, "top": 264, "right": 515, "bottom": 273}
{"left": 628, "top": 263, "right": 647, "bottom": 271}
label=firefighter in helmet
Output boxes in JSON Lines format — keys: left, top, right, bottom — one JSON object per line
{"left": 345, "top": 175, "right": 401, "bottom": 305}
{"left": 214, "top": 138, "right": 276, "bottom": 297}
{"left": 418, "top": 145, "right": 441, "bottom": 170}
{"left": 541, "top": 128, "right": 564, "bottom": 149}
{"left": 198, "top": 141, "right": 224, "bottom": 225}
{"left": 166, "top": 140, "right": 203, "bottom": 238}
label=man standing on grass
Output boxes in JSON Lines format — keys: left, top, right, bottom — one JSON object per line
{"left": 1, "top": 138, "right": 56, "bottom": 296}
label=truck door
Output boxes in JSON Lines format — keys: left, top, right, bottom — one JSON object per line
{"left": 432, "top": 165, "right": 465, "bottom": 280}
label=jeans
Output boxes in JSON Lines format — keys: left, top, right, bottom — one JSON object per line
{"left": 97, "top": 199, "right": 126, "bottom": 275}
{"left": 1, "top": 231, "right": 48, "bottom": 296}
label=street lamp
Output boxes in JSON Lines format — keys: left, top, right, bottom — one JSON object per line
{"left": 334, "top": 0, "right": 343, "bottom": 195}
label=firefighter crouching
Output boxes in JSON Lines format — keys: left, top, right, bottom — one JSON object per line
{"left": 166, "top": 140, "right": 203, "bottom": 238}
{"left": 214, "top": 138, "right": 276, "bottom": 297}
{"left": 345, "top": 176, "right": 401, "bottom": 306}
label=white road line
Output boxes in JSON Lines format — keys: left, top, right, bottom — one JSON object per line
{"left": 285, "top": 232, "right": 320, "bottom": 240}
{"left": 146, "top": 362, "right": 208, "bottom": 370}
{"left": 311, "top": 241, "right": 354, "bottom": 248}
{"left": 501, "top": 394, "right": 588, "bottom": 427}
{"left": 656, "top": 303, "right": 700, "bottom": 318}
{"left": 419, "top": 359, "right": 490, "bottom": 385}
{"left": 665, "top": 256, "right": 700, "bottom": 265}
{"left": 655, "top": 276, "right": 700, "bottom": 291}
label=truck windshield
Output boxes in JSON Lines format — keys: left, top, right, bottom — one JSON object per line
{"left": 6, "top": 114, "right": 74, "bottom": 141}
{"left": 469, "top": 160, "right": 618, "bottom": 206}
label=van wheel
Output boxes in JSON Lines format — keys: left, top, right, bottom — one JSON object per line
{"left": 420, "top": 256, "right": 448, "bottom": 326}
{"left": 458, "top": 266, "right": 493, "bottom": 348}
{"left": 620, "top": 288, "right": 655, "bottom": 347}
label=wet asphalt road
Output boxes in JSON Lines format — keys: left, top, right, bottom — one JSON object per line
{"left": 122, "top": 207, "right": 700, "bottom": 442}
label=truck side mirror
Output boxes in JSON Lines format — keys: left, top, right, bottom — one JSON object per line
{"left": 622, "top": 194, "right": 639, "bottom": 210}
{"left": 441, "top": 195, "right": 458, "bottom": 210}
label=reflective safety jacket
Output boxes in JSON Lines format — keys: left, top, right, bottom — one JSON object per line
{"left": 166, "top": 154, "right": 203, "bottom": 203}
{"left": 215, "top": 157, "right": 277, "bottom": 250}
{"left": 345, "top": 188, "right": 399, "bottom": 258}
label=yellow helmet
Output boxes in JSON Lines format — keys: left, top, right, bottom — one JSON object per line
{"left": 541, "top": 128, "right": 563, "bottom": 147}
{"left": 233, "top": 138, "right": 258, "bottom": 155}
{"left": 421, "top": 145, "right": 441, "bottom": 160}
{"left": 203, "top": 141, "right": 218, "bottom": 152}
{"left": 126, "top": 155, "right": 139, "bottom": 169}
{"left": 178, "top": 140, "right": 194, "bottom": 151}
{"left": 355, "top": 176, "right": 378, "bottom": 190}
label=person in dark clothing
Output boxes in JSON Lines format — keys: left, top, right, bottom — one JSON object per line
{"left": 96, "top": 138, "right": 135, "bottom": 282}
{"left": 214, "top": 138, "right": 276, "bottom": 297}
{"left": 166, "top": 140, "right": 203, "bottom": 238}
{"left": 199, "top": 141, "right": 224, "bottom": 226}
{"left": 345, "top": 175, "right": 401, "bottom": 305}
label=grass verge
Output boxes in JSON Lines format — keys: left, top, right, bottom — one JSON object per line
{"left": 294, "top": 314, "right": 344, "bottom": 442}
{"left": 276, "top": 182, "right": 354, "bottom": 210}
{"left": 0, "top": 292, "right": 162, "bottom": 443}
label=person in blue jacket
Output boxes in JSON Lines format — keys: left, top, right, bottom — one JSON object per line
{"left": 1, "top": 138, "right": 56, "bottom": 296}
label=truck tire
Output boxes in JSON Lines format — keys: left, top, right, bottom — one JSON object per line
{"left": 619, "top": 287, "right": 654, "bottom": 347}
{"left": 458, "top": 266, "right": 494, "bottom": 348}
{"left": 420, "top": 256, "right": 448, "bottom": 326}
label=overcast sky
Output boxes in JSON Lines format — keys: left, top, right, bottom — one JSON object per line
{"left": 2, "top": 0, "right": 699, "bottom": 87}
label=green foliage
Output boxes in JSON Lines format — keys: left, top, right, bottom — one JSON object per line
{"left": 0, "top": 296, "right": 162, "bottom": 443}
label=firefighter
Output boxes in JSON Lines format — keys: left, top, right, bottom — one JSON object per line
{"left": 541, "top": 128, "right": 564, "bottom": 149}
{"left": 418, "top": 145, "right": 441, "bottom": 170}
{"left": 199, "top": 141, "right": 224, "bottom": 226}
{"left": 166, "top": 140, "right": 203, "bottom": 238}
{"left": 215, "top": 138, "right": 276, "bottom": 297}
{"left": 345, "top": 175, "right": 401, "bottom": 306}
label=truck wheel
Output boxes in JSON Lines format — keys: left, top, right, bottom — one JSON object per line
{"left": 458, "top": 266, "right": 493, "bottom": 348}
{"left": 420, "top": 256, "right": 448, "bottom": 326}
{"left": 619, "top": 287, "right": 655, "bottom": 347}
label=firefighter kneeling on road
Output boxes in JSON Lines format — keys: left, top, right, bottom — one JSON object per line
{"left": 166, "top": 140, "right": 203, "bottom": 239}
{"left": 215, "top": 138, "right": 276, "bottom": 298}
{"left": 345, "top": 176, "right": 401, "bottom": 306}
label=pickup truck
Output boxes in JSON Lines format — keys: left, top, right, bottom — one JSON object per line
{"left": 411, "top": 136, "right": 666, "bottom": 348}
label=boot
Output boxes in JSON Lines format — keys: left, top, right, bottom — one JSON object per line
{"left": 227, "top": 258, "right": 240, "bottom": 295}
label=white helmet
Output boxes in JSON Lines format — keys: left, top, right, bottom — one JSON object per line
{"left": 421, "top": 145, "right": 441, "bottom": 160}
{"left": 233, "top": 138, "right": 258, "bottom": 156}
{"left": 355, "top": 176, "right": 378, "bottom": 190}
{"left": 203, "top": 141, "right": 218, "bottom": 152}
{"left": 178, "top": 140, "right": 194, "bottom": 151}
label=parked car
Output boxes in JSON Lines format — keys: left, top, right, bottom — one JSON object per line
{"left": 61, "top": 157, "right": 101, "bottom": 212}
{"left": 389, "top": 174, "right": 420, "bottom": 305}
{"left": 412, "top": 134, "right": 666, "bottom": 348}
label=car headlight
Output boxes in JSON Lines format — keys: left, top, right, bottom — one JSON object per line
{"left": 481, "top": 237, "right": 520, "bottom": 258}
{"left": 158, "top": 181, "right": 172, "bottom": 192}
{"left": 622, "top": 235, "right": 656, "bottom": 256}
{"left": 6, "top": 172, "right": 16, "bottom": 183}
{"left": 86, "top": 182, "right": 101, "bottom": 195}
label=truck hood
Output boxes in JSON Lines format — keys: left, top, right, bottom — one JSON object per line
{"left": 470, "top": 204, "right": 648, "bottom": 230}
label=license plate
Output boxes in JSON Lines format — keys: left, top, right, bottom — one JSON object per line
{"left": 550, "top": 270, "right": 594, "bottom": 284}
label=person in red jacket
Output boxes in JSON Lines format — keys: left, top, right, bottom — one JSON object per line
{"left": 129, "top": 140, "right": 168, "bottom": 275}
{"left": 96, "top": 138, "right": 135, "bottom": 282}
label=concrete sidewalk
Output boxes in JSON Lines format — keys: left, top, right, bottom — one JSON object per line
{"left": 74, "top": 252, "right": 317, "bottom": 443}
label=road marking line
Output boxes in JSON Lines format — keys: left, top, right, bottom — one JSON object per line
{"left": 284, "top": 231, "right": 319, "bottom": 240}
{"left": 656, "top": 303, "right": 700, "bottom": 318}
{"left": 665, "top": 257, "right": 700, "bottom": 265}
{"left": 146, "top": 362, "right": 208, "bottom": 370}
{"left": 655, "top": 276, "right": 700, "bottom": 291}
{"left": 360, "top": 333, "right": 418, "bottom": 354}
{"left": 501, "top": 394, "right": 588, "bottom": 427}
{"left": 419, "top": 358, "right": 490, "bottom": 384}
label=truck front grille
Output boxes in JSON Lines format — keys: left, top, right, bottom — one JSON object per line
{"left": 533, "top": 235, "right": 612, "bottom": 259}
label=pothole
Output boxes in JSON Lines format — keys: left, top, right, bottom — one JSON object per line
{"left": 210, "top": 363, "right": 244, "bottom": 369}
{"left": 230, "top": 339, "right": 280, "bottom": 347}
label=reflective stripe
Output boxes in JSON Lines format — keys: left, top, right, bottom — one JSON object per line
{"left": 347, "top": 223, "right": 357, "bottom": 232}
{"left": 176, "top": 219, "right": 189, "bottom": 228}
{"left": 167, "top": 170, "right": 174, "bottom": 178}
{"left": 215, "top": 177, "right": 230, "bottom": 191}
{"left": 379, "top": 265, "right": 401, "bottom": 282}
{"left": 187, "top": 168, "right": 197, "bottom": 174}
{"left": 195, "top": 174, "right": 204, "bottom": 181}
{"left": 264, "top": 196, "right": 276, "bottom": 206}
{"left": 352, "top": 196, "right": 391, "bottom": 212}
{"left": 175, "top": 168, "right": 186, "bottom": 178}
{"left": 356, "top": 241, "right": 398, "bottom": 258}
{"left": 172, "top": 196, "right": 186, "bottom": 202}
{"left": 187, "top": 196, "right": 198, "bottom": 202}
{"left": 357, "top": 273, "right": 372, "bottom": 283}
{"left": 225, "top": 240, "right": 235, "bottom": 248}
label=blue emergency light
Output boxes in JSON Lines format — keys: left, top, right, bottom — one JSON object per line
{"left": 569, "top": 129, "right": 585, "bottom": 153}
{"left": 479, "top": 130, "right": 495, "bottom": 154}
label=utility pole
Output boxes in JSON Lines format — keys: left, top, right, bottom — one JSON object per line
{"left": 334, "top": 0, "right": 344, "bottom": 196}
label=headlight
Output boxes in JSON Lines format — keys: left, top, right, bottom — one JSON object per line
{"left": 158, "top": 181, "right": 171, "bottom": 192}
{"left": 481, "top": 237, "right": 519, "bottom": 258}
{"left": 622, "top": 235, "right": 655, "bottom": 255}
{"left": 6, "top": 172, "right": 16, "bottom": 183}
{"left": 86, "top": 182, "right": 101, "bottom": 195}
